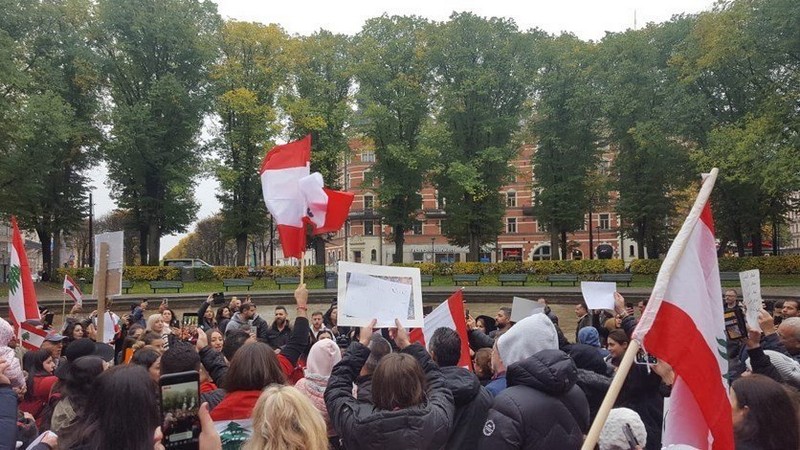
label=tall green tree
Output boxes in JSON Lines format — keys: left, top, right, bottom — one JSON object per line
{"left": 531, "top": 34, "right": 602, "bottom": 260}
{"left": 0, "top": 0, "right": 102, "bottom": 277}
{"left": 211, "top": 21, "right": 289, "bottom": 265}
{"left": 97, "top": 0, "right": 221, "bottom": 265}
{"left": 596, "top": 20, "right": 696, "bottom": 259}
{"left": 281, "top": 30, "right": 352, "bottom": 265}
{"left": 429, "top": 13, "right": 528, "bottom": 261}
{"left": 353, "top": 15, "right": 434, "bottom": 263}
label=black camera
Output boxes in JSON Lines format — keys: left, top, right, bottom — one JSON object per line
{"left": 211, "top": 292, "right": 225, "bottom": 305}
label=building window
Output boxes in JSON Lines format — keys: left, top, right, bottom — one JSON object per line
{"left": 354, "top": 251, "right": 362, "bottom": 263}
{"left": 537, "top": 221, "right": 548, "bottom": 233}
{"left": 436, "top": 191, "right": 446, "bottom": 209}
{"left": 599, "top": 214, "right": 610, "bottom": 230}
{"left": 506, "top": 217, "right": 517, "bottom": 234}
{"left": 532, "top": 245, "right": 551, "bottom": 261}
{"left": 364, "top": 195, "right": 374, "bottom": 210}
{"left": 506, "top": 191, "right": 517, "bottom": 208}
{"left": 371, "top": 249, "right": 377, "bottom": 261}
{"left": 411, "top": 220, "right": 423, "bottom": 235}
{"left": 364, "top": 220, "right": 374, "bottom": 236}
{"left": 629, "top": 245, "right": 635, "bottom": 257}
{"left": 361, "top": 151, "right": 375, "bottom": 162}
{"left": 412, "top": 252, "right": 424, "bottom": 262}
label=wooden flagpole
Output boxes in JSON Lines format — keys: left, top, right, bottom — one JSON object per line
{"left": 299, "top": 256, "right": 305, "bottom": 286}
{"left": 95, "top": 242, "right": 109, "bottom": 342}
{"left": 61, "top": 278, "right": 67, "bottom": 328}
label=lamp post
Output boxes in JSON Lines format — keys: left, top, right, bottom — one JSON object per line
{"left": 430, "top": 237, "right": 435, "bottom": 262}
{"left": 595, "top": 225, "right": 601, "bottom": 259}
{"left": 588, "top": 203, "right": 594, "bottom": 260}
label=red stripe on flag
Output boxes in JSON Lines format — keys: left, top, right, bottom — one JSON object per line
{"left": 642, "top": 301, "right": 734, "bottom": 450}
{"left": 445, "top": 290, "right": 472, "bottom": 369}
{"left": 276, "top": 224, "right": 307, "bottom": 259}
{"left": 312, "top": 188, "right": 355, "bottom": 235}
{"left": 700, "top": 202, "right": 715, "bottom": 236}
{"left": 259, "top": 135, "right": 311, "bottom": 173}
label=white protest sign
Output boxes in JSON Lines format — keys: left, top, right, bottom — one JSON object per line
{"left": 511, "top": 296, "right": 545, "bottom": 322}
{"left": 93, "top": 231, "right": 124, "bottom": 298}
{"left": 337, "top": 262, "right": 424, "bottom": 328}
{"left": 580, "top": 281, "right": 617, "bottom": 311}
{"left": 739, "top": 269, "right": 762, "bottom": 329}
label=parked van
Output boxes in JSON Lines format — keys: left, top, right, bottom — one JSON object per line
{"left": 161, "top": 258, "right": 213, "bottom": 268}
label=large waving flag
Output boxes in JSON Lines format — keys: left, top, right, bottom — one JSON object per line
{"left": 63, "top": 274, "right": 83, "bottom": 306}
{"left": 8, "top": 216, "right": 41, "bottom": 326}
{"left": 632, "top": 168, "right": 733, "bottom": 449}
{"left": 410, "top": 290, "right": 472, "bottom": 369}
{"left": 259, "top": 135, "right": 353, "bottom": 259}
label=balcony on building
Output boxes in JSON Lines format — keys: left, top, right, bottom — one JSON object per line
{"left": 348, "top": 208, "right": 382, "bottom": 220}
{"left": 424, "top": 208, "right": 447, "bottom": 219}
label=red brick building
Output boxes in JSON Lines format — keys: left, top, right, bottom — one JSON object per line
{"left": 307, "top": 141, "right": 643, "bottom": 267}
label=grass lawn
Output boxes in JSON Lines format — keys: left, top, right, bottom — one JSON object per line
{"left": 9, "top": 273, "right": 797, "bottom": 297}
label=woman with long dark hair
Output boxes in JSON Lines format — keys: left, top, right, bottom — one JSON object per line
{"left": 62, "top": 319, "right": 84, "bottom": 351}
{"left": 19, "top": 349, "right": 58, "bottom": 422}
{"left": 325, "top": 319, "right": 454, "bottom": 449}
{"left": 130, "top": 347, "right": 161, "bottom": 384}
{"left": 58, "top": 365, "right": 160, "bottom": 450}
{"left": 731, "top": 374, "right": 799, "bottom": 450}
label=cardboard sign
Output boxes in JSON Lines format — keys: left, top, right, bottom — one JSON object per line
{"left": 739, "top": 269, "right": 762, "bottom": 329}
{"left": 337, "top": 262, "right": 424, "bottom": 328}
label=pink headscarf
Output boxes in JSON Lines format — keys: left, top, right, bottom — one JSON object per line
{"left": 305, "top": 338, "right": 342, "bottom": 377}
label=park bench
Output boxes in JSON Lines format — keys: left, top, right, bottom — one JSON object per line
{"left": 223, "top": 278, "right": 254, "bottom": 292}
{"left": 719, "top": 272, "right": 740, "bottom": 283}
{"left": 452, "top": 274, "right": 481, "bottom": 286}
{"left": 498, "top": 273, "right": 529, "bottom": 286}
{"left": 121, "top": 280, "right": 133, "bottom": 294}
{"left": 599, "top": 273, "right": 634, "bottom": 287}
{"left": 149, "top": 280, "right": 184, "bottom": 293}
{"left": 546, "top": 274, "right": 579, "bottom": 286}
{"left": 275, "top": 277, "right": 300, "bottom": 289}
{"left": 421, "top": 274, "right": 434, "bottom": 286}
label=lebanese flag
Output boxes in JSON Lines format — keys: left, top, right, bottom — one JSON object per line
{"left": 63, "top": 274, "right": 83, "bottom": 306}
{"left": 19, "top": 322, "right": 47, "bottom": 350}
{"left": 259, "top": 135, "right": 353, "bottom": 259}
{"left": 632, "top": 169, "right": 733, "bottom": 449}
{"left": 8, "top": 216, "right": 41, "bottom": 326}
{"left": 410, "top": 290, "right": 472, "bottom": 369}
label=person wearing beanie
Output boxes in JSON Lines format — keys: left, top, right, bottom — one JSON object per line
{"left": 598, "top": 408, "right": 647, "bottom": 450}
{"left": 0, "top": 318, "right": 25, "bottom": 390}
{"left": 486, "top": 313, "right": 558, "bottom": 397}
{"left": 578, "top": 327, "right": 610, "bottom": 358}
{"left": 295, "top": 339, "right": 342, "bottom": 445}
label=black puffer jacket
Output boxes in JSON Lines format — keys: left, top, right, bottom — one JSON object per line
{"left": 441, "top": 365, "right": 492, "bottom": 450}
{"left": 325, "top": 342, "right": 454, "bottom": 450}
{"left": 478, "top": 349, "right": 589, "bottom": 450}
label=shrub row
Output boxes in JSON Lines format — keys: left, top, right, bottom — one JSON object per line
{"left": 57, "top": 265, "right": 328, "bottom": 282}
{"left": 629, "top": 255, "right": 800, "bottom": 275}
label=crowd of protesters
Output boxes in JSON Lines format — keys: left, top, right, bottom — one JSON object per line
{"left": 1, "top": 285, "right": 799, "bottom": 450}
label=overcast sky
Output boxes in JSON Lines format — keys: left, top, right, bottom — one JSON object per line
{"left": 88, "top": 0, "right": 717, "bottom": 258}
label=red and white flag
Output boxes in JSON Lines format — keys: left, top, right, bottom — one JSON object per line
{"left": 63, "top": 274, "right": 83, "bottom": 306}
{"left": 632, "top": 169, "right": 733, "bottom": 449}
{"left": 19, "top": 322, "right": 47, "bottom": 350}
{"left": 410, "top": 290, "right": 472, "bottom": 369}
{"left": 7, "top": 216, "right": 41, "bottom": 326}
{"left": 259, "top": 135, "right": 353, "bottom": 259}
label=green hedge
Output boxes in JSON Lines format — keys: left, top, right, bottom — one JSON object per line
{"left": 630, "top": 255, "right": 800, "bottom": 275}
{"left": 393, "top": 260, "right": 625, "bottom": 275}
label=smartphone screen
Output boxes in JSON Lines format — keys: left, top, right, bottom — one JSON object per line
{"left": 182, "top": 313, "right": 199, "bottom": 327}
{"left": 160, "top": 371, "right": 200, "bottom": 450}
{"left": 634, "top": 350, "right": 657, "bottom": 365}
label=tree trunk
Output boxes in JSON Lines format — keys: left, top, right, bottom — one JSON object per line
{"left": 52, "top": 232, "right": 62, "bottom": 275}
{"left": 735, "top": 229, "right": 745, "bottom": 257}
{"left": 772, "top": 221, "right": 779, "bottom": 256}
{"left": 235, "top": 233, "right": 247, "bottom": 266}
{"left": 393, "top": 224, "right": 405, "bottom": 263}
{"left": 636, "top": 223, "right": 646, "bottom": 260}
{"left": 313, "top": 236, "right": 326, "bottom": 266}
{"left": 139, "top": 227, "right": 149, "bottom": 265}
{"left": 37, "top": 228, "right": 52, "bottom": 282}
{"left": 550, "top": 228, "right": 560, "bottom": 260}
{"left": 467, "top": 233, "right": 480, "bottom": 262}
{"left": 648, "top": 235, "right": 660, "bottom": 260}
{"left": 750, "top": 232, "right": 762, "bottom": 257}
{"left": 717, "top": 238, "right": 729, "bottom": 258}
{"left": 560, "top": 230, "right": 568, "bottom": 261}
{"left": 147, "top": 223, "right": 160, "bottom": 265}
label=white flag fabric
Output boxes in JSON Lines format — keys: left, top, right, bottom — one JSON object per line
{"left": 63, "top": 275, "right": 83, "bottom": 306}
{"left": 632, "top": 169, "right": 733, "bottom": 449}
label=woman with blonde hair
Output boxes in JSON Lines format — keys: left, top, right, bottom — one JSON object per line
{"left": 146, "top": 313, "right": 171, "bottom": 349}
{"left": 244, "top": 384, "right": 328, "bottom": 450}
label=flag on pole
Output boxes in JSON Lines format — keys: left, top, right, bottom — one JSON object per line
{"left": 63, "top": 274, "right": 83, "bottom": 306}
{"left": 259, "top": 135, "right": 353, "bottom": 259}
{"left": 8, "top": 216, "right": 41, "bottom": 326}
{"left": 631, "top": 169, "right": 733, "bottom": 449}
{"left": 409, "top": 290, "right": 472, "bottom": 369}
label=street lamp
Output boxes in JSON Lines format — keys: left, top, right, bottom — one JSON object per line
{"left": 595, "top": 225, "right": 601, "bottom": 259}
{"left": 430, "top": 237, "right": 435, "bottom": 262}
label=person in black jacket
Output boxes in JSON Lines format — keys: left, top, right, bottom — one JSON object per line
{"left": 324, "top": 319, "right": 454, "bottom": 450}
{"left": 428, "top": 327, "right": 492, "bottom": 450}
{"left": 478, "top": 348, "right": 590, "bottom": 450}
